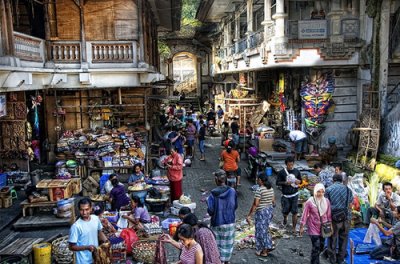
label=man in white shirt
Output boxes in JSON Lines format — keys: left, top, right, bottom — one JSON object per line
{"left": 367, "top": 182, "right": 400, "bottom": 225}
{"left": 285, "top": 130, "right": 308, "bottom": 160}
{"left": 69, "top": 198, "right": 106, "bottom": 264}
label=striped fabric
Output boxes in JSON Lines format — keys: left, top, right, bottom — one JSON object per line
{"left": 212, "top": 223, "right": 236, "bottom": 262}
{"left": 180, "top": 242, "right": 202, "bottom": 264}
{"left": 255, "top": 186, "right": 274, "bottom": 211}
{"left": 325, "top": 182, "right": 353, "bottom": 218}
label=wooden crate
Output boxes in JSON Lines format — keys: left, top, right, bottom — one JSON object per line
{"left": 48, "top": 180, "right": 72, "bottom": 201}
{"left": 70, "top": 178, "right": 82, "bottom": 195}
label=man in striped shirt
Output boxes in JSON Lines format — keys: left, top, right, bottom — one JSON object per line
{"left": 325, "top": 174, "right": 353, "bottom": 264}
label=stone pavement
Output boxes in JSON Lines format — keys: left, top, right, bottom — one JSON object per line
{"left": 0, "top": 136, "right": 331, "bottom": 263}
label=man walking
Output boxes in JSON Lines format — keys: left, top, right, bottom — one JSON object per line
{"left": 325, "top": 174, "right": 353, "bottom": 264}
{"left": 69, "top": 198, "right": 106, "bottom": 264}
{"left": 276, "top": 156, "right": 302, "bottom": 232}
{"left": 207, "top": 170, "right": 238, "bottom": 264}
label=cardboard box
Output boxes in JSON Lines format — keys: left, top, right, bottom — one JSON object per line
{"left": 258, "top": 138, "right": 274, "bottom": 152}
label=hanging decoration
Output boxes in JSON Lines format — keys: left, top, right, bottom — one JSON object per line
{"left": 300, "top": 72, "right": 335, "bottom": 139}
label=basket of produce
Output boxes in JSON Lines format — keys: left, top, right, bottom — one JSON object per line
{"left": 52, "top": 236, "right": 74, "bottom": 264}
{"left": 131, "top": 239, "right": 157, "bottom": 264}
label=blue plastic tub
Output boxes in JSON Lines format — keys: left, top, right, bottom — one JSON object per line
{"left": 265, "top": 167, "right": 272, "bottom": 176}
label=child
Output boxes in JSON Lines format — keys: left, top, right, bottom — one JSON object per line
{"left": 94, "top": 204, "right": 117, "bottom": 238}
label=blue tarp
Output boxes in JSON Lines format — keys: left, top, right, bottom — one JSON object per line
{"left": 347, "top": 228, "right": 400, "bottom": 264}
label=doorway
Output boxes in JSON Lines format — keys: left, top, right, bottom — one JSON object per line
{"left": 172, "top": 52, "right": 198, "bottom": 96}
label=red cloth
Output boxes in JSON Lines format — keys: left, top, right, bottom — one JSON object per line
{"left": 170, "top": 179, "right": 183, "bottom": 201}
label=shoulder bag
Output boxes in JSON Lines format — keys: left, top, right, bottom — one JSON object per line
{"left": 331, "top": 188, "right": 349, "bottom": 222}
{"left": 314, "top": 197, "right": 333, "bottom": 238}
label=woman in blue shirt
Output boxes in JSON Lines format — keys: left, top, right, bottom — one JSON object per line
{"left": 128, "top": 163, "right": 145, "bottom": 186}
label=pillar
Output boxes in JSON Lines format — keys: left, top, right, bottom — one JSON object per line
{"left": 327, "top": 0, "right": 344, "bottom": 43}
{"left": 234, "top": 11, "right": 240, "bottom": 53}
{"left": 272, "top": 0, "right": 288, "bottom": 54}
{"left": 247, "top": 0, "right": 254, "bottom": 33}
{"left": 262, "top": 0, "right": 273, "bottom": 43}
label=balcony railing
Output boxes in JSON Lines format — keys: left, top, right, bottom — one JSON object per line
{"left": 50, "top": 41, "right": 81, "bottom": 63}
{"left": 217, "top": 49, "right": 225, "bottom": 59}
{"left": 91, "top": 42, "right": 134, "bottom": 63}
{"left": 265, "top": 22, "right": 275, "bottom": 41}
{"left": 249, "top": 31, "right": 264, "bottom": 49}
{"left": 237, "top": 38, "right": 247, "bottom": 53}
{"left": 13, "top": 32, "right": 44, "bottom": 62}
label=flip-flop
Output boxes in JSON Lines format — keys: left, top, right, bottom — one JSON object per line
{"left": 255, "top": 252, "right": 268, "bottom": 257}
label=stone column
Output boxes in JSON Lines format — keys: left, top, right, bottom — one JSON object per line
{"left": 246, "top": 0, "right": 254, "bottom": 49}
{"left": 234, "top": 11, "right": 240, "bottom": 53}
{"left": 327, "top": 0, "right": 344, "bottom": 43}
{"left": 272, "top": 0, "right": 288, "bottom": 54}
{"left": 262, "top": 0, "right": 273, "bottom": 44}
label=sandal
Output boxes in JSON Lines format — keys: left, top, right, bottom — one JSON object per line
{"left": 255, "top": 252, "right": 268, "bottom": 257}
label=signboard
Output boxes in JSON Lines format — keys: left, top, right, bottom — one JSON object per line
{"left": 0, "top": 95, "right": 6, "bottom": 117}
{"left": 298, "top": 20, "right": 328, "bottom": 39}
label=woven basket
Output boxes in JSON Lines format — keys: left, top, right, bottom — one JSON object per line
{"left": 52, "top": 236, "right": 74, "bottom": 264}
{"left": 131, "top": 239, "right": 157, "bottom": 264}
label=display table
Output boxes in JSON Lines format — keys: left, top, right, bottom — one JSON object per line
{"left": 20, "top": 199, "right": 75, "bottom": 224}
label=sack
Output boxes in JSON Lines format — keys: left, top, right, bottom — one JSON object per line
{"left": 364, "top": 223, "right": 382, "bottom": 246}
{"left": 332, "top": 208, "right": 348, "bottom": 222}
{"left": 321, "top": 222, "right": 333, "bottom": 238}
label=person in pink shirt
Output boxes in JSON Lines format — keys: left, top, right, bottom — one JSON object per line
{"left": 299, "top": 183, "right": 332, "bottom": 264}
{"left": 165, "top": 147, "right": 184, "bottom": 201}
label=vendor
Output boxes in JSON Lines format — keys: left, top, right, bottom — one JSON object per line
{"left": 320, "top": 140, "right": 338, "bottom": 164}
{"left": 103, "top": 173, "right": 124, "bottom": 194}
{"left": 109, "top": 177, "right": 130, "bottom": 211}
{"left": 369, "top": 206, "right": 400, "bottom": 260}
{"left": 122, "top": 195, "right": 151, "bottom": 228}
{"left": 285, "top": 130, "right": 308, "bottom": 161}
{"left": 314, "top": 163, "right": 334, "bottom": 188}
{"left": 367, "top": 182, "right": 400, "bottom": 225}
{"left": 128, "top": 163, "right": 145, "bottom": 186}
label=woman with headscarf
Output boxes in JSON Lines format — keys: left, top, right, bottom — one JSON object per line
{"left": 246, "top": 175, "right": 275, "bottom": 257}
{"left": 299, "top": 183, "right": 332, "bottom": 264}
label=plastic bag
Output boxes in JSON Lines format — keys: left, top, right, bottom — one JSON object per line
{"left": 363, "top": 223, "right": 382, "bottom": 246}
{"left": 120, "top": 228, "right": 139, "bottom": 254}
{"left": 117, "top": 211, "right": 129, "bottom": 229}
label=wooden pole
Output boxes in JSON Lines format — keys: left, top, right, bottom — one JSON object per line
{"left": 79, "top": 1, "right": 87, "bottom": 63}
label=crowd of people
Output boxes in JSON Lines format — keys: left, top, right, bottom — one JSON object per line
{"left": 66, "top": 102, "right": 400, "bottom": 264}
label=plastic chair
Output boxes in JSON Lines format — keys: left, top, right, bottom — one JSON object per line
{"left": 10, "top": 188, "right": 17, "bottom": 200}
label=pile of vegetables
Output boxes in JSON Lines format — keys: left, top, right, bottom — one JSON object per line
{"left": 375, "top": 163, "right": 400, "bottom": 182}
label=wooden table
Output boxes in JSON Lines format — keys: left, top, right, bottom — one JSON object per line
{"left": 20, "top": 199, "right": 75, "bottom": 224}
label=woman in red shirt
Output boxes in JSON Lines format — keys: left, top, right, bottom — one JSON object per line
{"left": 165, "top": 147, "right": 184, "bottom": 201}
{"left": 220, "top": 141, "right": 241, "bottom": 187}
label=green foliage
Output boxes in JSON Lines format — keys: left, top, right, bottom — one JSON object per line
{"left": 378, "top": 154, "right": 400, "bottom": 166}
{"left": 367, "top": 172, "right": 380, "bottom": 207}
{"left": 158, "top": 40, "right": 171, "bottom": 59}
{"left": 181, "top": 0, "right": 201, "bottom": 28}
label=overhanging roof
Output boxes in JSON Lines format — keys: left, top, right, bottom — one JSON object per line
{"left": 149, "top": 0, "right": 182, "bottom": 32}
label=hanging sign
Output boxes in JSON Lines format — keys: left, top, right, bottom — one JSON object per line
{"left": 0, "top": 95, "right": 6, "bottom": 117}
{"left": 298, "top": 20, "right": 328, "bottom": 39}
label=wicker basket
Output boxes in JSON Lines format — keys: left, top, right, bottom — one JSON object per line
{"left": 52, "top": 236, "right": 74, "bottom": 264}
{"left": 131, "top": 239, "right": 157, "bottom": 264}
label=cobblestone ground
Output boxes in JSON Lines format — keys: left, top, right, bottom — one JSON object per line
{"left": 176, "top": 136, "right": 329, "bottom": 264}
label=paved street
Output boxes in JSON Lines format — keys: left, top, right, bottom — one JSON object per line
{"left": 180, "top": 137, "right": 328, "bottom": 264}
{"left": 0, "top": 136, "right": 330, "bottom": 264}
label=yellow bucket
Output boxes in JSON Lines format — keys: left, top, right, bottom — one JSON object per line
{"left": 33, "top": 242, "right": 52, "bottom": 264}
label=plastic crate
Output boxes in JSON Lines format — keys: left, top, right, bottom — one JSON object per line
{"left": 0, "top": 174, "right": 7, "bottom": 187}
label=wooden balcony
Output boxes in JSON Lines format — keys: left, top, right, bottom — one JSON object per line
{"left": 13, "top": 32, "right": 45, "bottom": 62}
